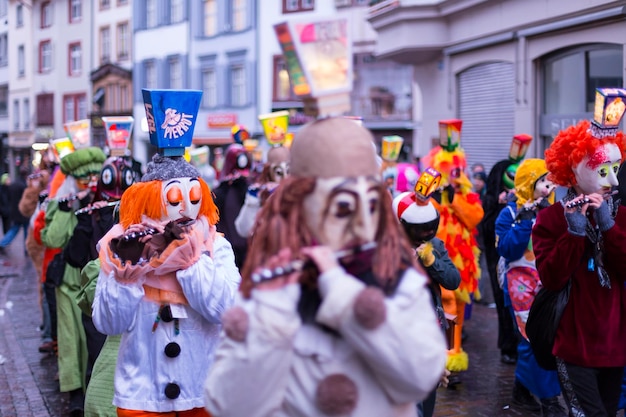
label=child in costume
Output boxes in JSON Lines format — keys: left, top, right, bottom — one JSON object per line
{"left": 422, "top": 120, "right": 483, "bottom": 372}
{"left": 392, "top": 185, "right": 461, "bottom": 417}
{"left": 494, "top": 158, "right": 566, "bottom": 416}
{"left": 204, "top": 117, "right": 447, "bottom": 417}
{"left": 92, "top": 89, "right": 240, "bottom": 417}
{"left": 533, "top": 104, "right": 626, "bottom": 415}
{"left": 40, "top": 146, "right": 107, "bottom": 416}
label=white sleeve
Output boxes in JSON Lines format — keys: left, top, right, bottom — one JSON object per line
{"left": 316, "top": 267, "right": 447, "bottom": 404}
{"left": 92, "top": 268, "right": 144, "bottom": 335}
{"left": 234, "top": 192, "right": 260, "bottom": 238}
{"left": 204, "top": 284, "right": 301, "bottom": 417}
{"left": 177, "top": 236, "right": 241, "bottom": 323}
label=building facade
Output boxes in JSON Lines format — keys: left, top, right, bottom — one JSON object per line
{"left": 368, "top": 0, "right": 626, "bottom": 171}
{"left": 132, "top": 0, "right": 258, "bottom": 165}
{"left": 259, "top": 0, "right": 416, "bottom": 159}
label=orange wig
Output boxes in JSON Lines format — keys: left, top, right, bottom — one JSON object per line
{"left": 545, "top": 120, "right": 626, "bottom": 187}
{"left": 119, "top": 178, "right": 218, "bottom": 228}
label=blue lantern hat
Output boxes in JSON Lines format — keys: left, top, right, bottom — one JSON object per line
{"left": 142, "top": 89, "right": 203, "bottom": 157}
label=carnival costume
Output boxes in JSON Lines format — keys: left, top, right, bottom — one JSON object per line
{"left": 92, "top": 89, "right": 241, "bottom": 415}
{"left": 205, "top": 117, "right": 446, "bottom": 417}
{"left": 422, "top": 121, "right": 483, "bottom": 372}
{"left": 40, "top": 146, "right": 107, "bottom": 414}
{"left": 533, "top": 106, "right": 626, "bottom": 415}
{"left": 495, "top": 159, "right": 565, "bottom": 415}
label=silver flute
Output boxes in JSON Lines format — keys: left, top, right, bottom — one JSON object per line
{"left": 74, "top": 201, "right": 120, "bottom": 216}
{"left": 251, "top": 241, "right": 378, "bottom": 284}
{"left": 564, "top": 190, "right": 618, "bottom": 209}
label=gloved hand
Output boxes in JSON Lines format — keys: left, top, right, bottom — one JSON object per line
{"left": 594, "top": 200, "right": 615, "bottom": 232}
{"left": 108, "top": 245, "right": 153, "bottom": 284}
{"left": 416, "top": 242, "right": 435, "bottom": 267}
{"left": 516, "top": 207, "right": 535, "bottom": 221}
{"left": 149, "top": 224, "right": 206, "bottom": 275}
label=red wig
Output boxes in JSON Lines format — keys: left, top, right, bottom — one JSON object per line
{"left": 545, "top": 120, "right": 626, "bottom": 187}
{"left": 119, "top": 178, "right": 218, "bottom": 228}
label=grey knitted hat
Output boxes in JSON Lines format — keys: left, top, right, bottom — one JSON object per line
{"left": 141, "top": 154, "right": 200, "bottom": 182}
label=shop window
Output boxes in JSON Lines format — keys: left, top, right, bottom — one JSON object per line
{"left": 272, "top": 55, "right": 298, "bottom": 102}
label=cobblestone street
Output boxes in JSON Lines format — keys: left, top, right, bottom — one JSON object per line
{"left": 0, "top": 234, "right": 621, "bottom": 417}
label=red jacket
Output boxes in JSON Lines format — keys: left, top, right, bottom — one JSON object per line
{"left": 533, "top": 201, "right": 626, "bottom": 367}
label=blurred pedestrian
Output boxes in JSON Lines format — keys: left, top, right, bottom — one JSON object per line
{"left": 0, "top": 173, "right": 11, "bottom": 234}
{"left": 0, "top": 168, "right": 30, "bottom": 255}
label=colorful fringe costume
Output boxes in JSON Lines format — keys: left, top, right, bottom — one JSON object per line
{"left": 423, "top": 146, "right": 483, "bottom": 371}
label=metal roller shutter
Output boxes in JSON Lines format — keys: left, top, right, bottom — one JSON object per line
{"left": 458, "top": 62, "right": 515, "bottom": 174}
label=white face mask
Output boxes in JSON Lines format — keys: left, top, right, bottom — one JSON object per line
{"left": 573, "top": 143, "right": 621, "bottom": 195}
{"left": 161, "top": 177, "right": 202, "bottom": 222}
{"left": 533, "top": 174, "right": 556, "bottom": 200}
{"left": 303, "top": 176, "right": 380, "bottom": 252}
{"left": 270, "top": 161, "right": 289, "bottom": 183}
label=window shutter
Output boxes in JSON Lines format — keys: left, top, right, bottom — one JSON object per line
{"left": 181, "top": 55, "right": 189, "bottom": 89}
{"left": 160, "top": 58, "right": 169, "bottom": 88}
{"left": 247, "top": 60, "right": 256, "bottom": 106}
{"left": 134, "top": 0, "right": 146, "bottom": 30}
{"left": 163, "top": 0, "right": 172, "bottom": 24}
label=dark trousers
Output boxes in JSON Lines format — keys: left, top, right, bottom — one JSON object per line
{"left": 556, "top": 358, "right": 624, "bottom": 417}
{"left": 486, "top": 252, "right": 518, "bottom": 355}
{"left": 82, "top": 313, "right": 106, "bottom": 387}
{"left": 43, "top": 282, "right": 57, "bottom": 340}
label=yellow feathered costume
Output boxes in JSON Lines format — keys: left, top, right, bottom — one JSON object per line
{"left": 423, "top": 146, "right": 484, "bottom": 371}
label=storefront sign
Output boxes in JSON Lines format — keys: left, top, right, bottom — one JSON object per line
{"left": 540, "top": 113, "right": 590, "bottom": 138}
{"left": 207, "top": 113, "right": 238, "bottom": 128}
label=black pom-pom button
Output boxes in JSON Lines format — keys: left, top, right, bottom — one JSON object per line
{"left": 165, "top": 382, "right": 180, "bottom": 399}
{"left": 164, "top": 342, "right": 181, "bottom": 358}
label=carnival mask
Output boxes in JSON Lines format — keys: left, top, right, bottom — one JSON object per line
{"left": 303, "top": 176, "right": 380, "bottom": 252}
{"left": 270, "top": 161, "right": 289, "bottom": 183}
{"left": 161, "top": 177, "right": 202, "bottom": 222}
{"left": 533, "top": 174, "right": 556, "bottom": 200}
{"left": 572, "top": 143, "right": 621, "bottom": 195}
{"left": 99, "top": 157, "right": 134, "bottom": 201}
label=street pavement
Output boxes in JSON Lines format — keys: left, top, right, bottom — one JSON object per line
{"left": 0, "top": 232, "right": 623, "bottom": 417}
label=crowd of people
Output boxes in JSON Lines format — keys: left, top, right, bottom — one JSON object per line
{"left": 1, "top": 96, "right": 626, "bottom": 417}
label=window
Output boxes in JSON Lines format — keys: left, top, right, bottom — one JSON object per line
{"left": 169, "top": 57, "right": 182, "bottom": 89}
{"left": 0, "top": 0, "right": 7, "bottom": 18}
{"left": 203, "top": 0, "right": 217, "bottom": 36}
{"left": 202, "top": 68, "right": 217, "bottom": 108}
{"left": 232, "top": 0, "right": 246, "bottom": 31}
{"left": 16, "top": 4, "right": 23, "bottom": 27}
{"left": 63, "top": 94, "right": 86, "bottom": 122}
{"left": 273, "top": 55, "right": 297, "bottom": 101}
{"left": 100, "top": 0, "right": 110, "bottom": 10}
{"left": 41, "top": 2, "right": 52, "bottom": 28}
{"left": 117, "top": 22, "right": 129, "bottom": 60}
{"left": 230, "top": 65, "right": 246, "bottom": 106}
{"left": 23, "top": 98, "right": 30, "bottom": 130}
{"left": 118, "top": 0, "right": 128, "bottom": 5}
{"left": 13, "top": 99, "right": 19, "bottom": 130}
{"left": 171, "top": 0, "right": 183, "bottom": 23}
{"left": 146, "top": 0, "right": 157, "bottom": 28}
{"left": 145, "top": 61, "right": 157, "bottom": 89}
{"left": 0, "top": 85, "right": 7, "bottom": 116}
{"left": 100, "top": 27, "right": 110, "bottom": 64}
{"left": 70, "top": 0, "right": 82, "bottom": 23}
{"left": 69, "top": 42, "right": 82, "bottom": 76}
{"left": 0, "top": 34, "right": 7, "bottom": 66}
{"left": 283, "top": 0, "right": 314, "bottom": 13}
{"left": 36, "top": 93, "right": 54, "bottom": 126}
{"left": 18, "top": 45, "right": 24, "bottom": 77}
{"left": 39, "top": 40, "right": 52, "bottom": 73}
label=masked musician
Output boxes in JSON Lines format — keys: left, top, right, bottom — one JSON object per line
{"left": 92, "top": 153, "right": 240, "bottom": 417}
{"left": 204, "top": 117, "right": 446, "bottom": 417}
{"left": 533, "top": 117, "right": 626, "bottom": 415}
{"left": 494, "top": 158, "right": 565, "bottom": 416}
{"left": 40, "top": 147, "right": 106, "bottom": 416}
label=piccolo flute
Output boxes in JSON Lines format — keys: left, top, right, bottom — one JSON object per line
{"left": 74, "top": 201, "right": 120, "bottom": 216}
{"left": 564, "top": 190, "right": 618, "bottom": 209}
{"left": 251, "top": 241, "right": 378, "bottom": 284}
